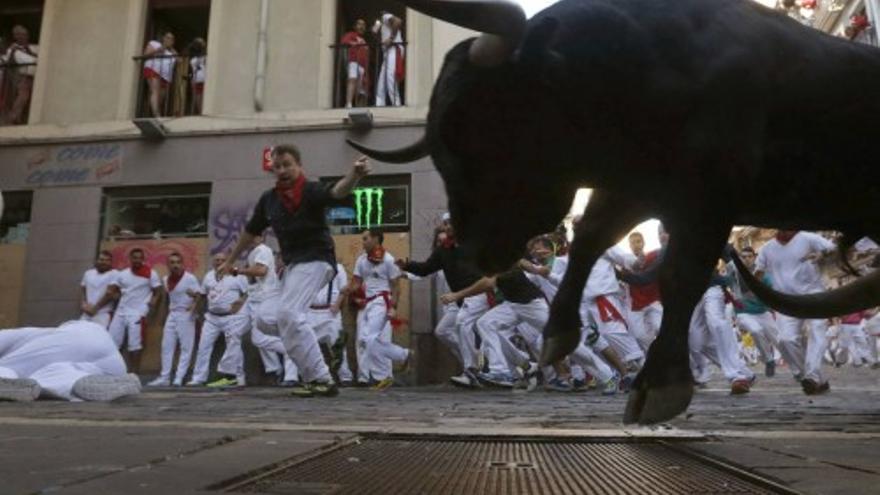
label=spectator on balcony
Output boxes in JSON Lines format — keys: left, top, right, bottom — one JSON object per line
{"left": 142, "top": 31, "right": 177, "bottom": 117}
{"left": 188, "top": 37, "right": 206, "bottom": 115}
{"left": 1, "top": 25, "right": 39, "bottom": 125}
{"left": 341, "top": 19, "right": 369, "bottom": 108}
{"left": 373, "top": 12, "right": 404, "bottom": 107}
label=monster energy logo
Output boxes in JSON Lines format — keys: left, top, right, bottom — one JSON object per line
{"left": 353, "top": 187, "right": 384, "bottom": 228}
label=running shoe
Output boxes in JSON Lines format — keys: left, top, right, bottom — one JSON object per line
{"left": 0, "top": 377, "right": 41, "bottom": 402}
{"left": 730, "top": 378, "right": 751, "bottom": 395}
{"left": 206, "top": 377, "right": 238, "bottom": 388}
{"left": 146, "top": 377, "right": 170, "bottom": 387}
{"left": 601, "top": 373, "right": 620, "bottom": 396}
{"left": 764, "top": 360, "right": 776, "bottom": 378}
{"left": 72, "top": 374, "right": 142, "bottom": 402}
{"left": 801, "top": 378, "right": 830, "bottom": 395}
{"left": 371, "top": 377, "right": 394, "bottom": 391}
{"left": 449, "top": 369, "right": 482, "bottom": 389}
{"left": 311, "top": 382, "right": 339, "bottom": 397}
{"left": 477, "top": 371, "right": 516, "bottom": 388}
{"left": 544, "top": 377, "right": 573, "bottom": 392}
{"left": 620, "top": 372, "right": 638, "bottom": 393}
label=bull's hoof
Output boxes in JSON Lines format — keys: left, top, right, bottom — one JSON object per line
{"left": 623, "top": 368, "right": 694, "bottom": 425}
{"left": 540, "top": 331, "right": 581, "bottom": 367}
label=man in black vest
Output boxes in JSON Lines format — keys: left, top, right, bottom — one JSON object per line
{"left": 221, "top": 144, "right": 370, "bottom": 397}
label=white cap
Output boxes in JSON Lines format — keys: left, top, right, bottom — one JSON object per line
{"left": 441, "top": 212, "right": 450, "bottom": 222}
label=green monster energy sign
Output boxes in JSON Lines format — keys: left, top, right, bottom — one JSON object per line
{"left": 353, "top": 187, "right": 385, "bottom": 228}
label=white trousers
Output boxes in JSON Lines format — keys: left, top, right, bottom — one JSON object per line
{"left": 108, "top": 313, "right": 144, "bottom": 351}
{"left": 838, "top": 324, "right": 876, "bottom": 367}
{"left": 689, "top": 287, "right": 754, "bottom": 383}
{"left": 81, "top": 312, "right": 112, "bottom": 329}
{"left": 477, "top": 299, "right": 549, "bottom": 374}
{"left": 375, "top": 47, "right": 401, "bottom": 106}
{"left": 250, "top": 298, "right": 298, "bottom": 382}
{"left": 157, "top": 311, "right": 196, "bottom": 384}
{"left": 776, "top": 314, "right": 828, "bottom": 383}
{"left": 275, "top": 261, "right": 335, "bottom": 383}
{"left": 735, "top": 312, "right": 778, "bottom": 364}
{"left": 0, "top": 321, "right": 127, "bottom": 400}
{"left": 582, "top": 294, "right": 644, "bottom": 364}
{"left": 569, "top": 327, "right": 615, "bottom": 383}
{"left": 436, "top": 295, "right": 490, "bottom": 371}
{"left": 627, "top": 301, "right": 663, "bottom": 352}
{"left": 435, "top": 303, "right": 463, "bottom": 363}
{"left": 356, "top": 298, "right": 409, "bottom": 382}
{"left": 308, "top": 308, "right": 353, "bottom": 382}
{"left": 190, "top": 312, "right": 250, "bottom": 383}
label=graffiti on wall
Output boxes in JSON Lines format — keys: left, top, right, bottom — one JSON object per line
{"left": 24, "top": 143, "right": 123, "bottom": 187}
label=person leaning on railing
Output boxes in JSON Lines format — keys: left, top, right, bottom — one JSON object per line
{"left": 340, "top": 19, "right": 370, "bottom": 108}
{"left": 188, "top": 38, "right": 207, "bottom": 115}
{"left": 1, "top": 25, "right": 38, "bottom": 125}
{"left": 142, "top": 31, "right": 177, "bottom": 117}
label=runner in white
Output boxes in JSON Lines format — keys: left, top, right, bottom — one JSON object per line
{"left": 103, "top": 248, "right": 162, "bottom": 373}
{"left": 727, "top": 246, "right": 779, "bottom": 377}
{"left": 755, "top": 230, "right": 836, "bottom": 394}
{"left": 79, "top": 250, "right": 118, "bottom": 328}
{"left": 308, "top": 263, "right": 354, "bottom": 384}
{"left": 0, "top": 321, "right": 141, "bottom": 402}
{"left": 148, "top": 252, "right": 201, "bottom": 387}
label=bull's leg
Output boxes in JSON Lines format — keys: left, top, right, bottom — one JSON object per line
{"left": 541, "top": 189, "right": 648, "bottom": 366}
{"left": 624, "top": 216, "right": 732, "bottom": 425}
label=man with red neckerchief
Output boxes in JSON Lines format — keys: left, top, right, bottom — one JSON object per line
{"left": 148, "top": 252, "right": 200, "bottom": 387}
{"left": 220, "top": 144, "right": 370, "bottom": 398}
{"left": 103, "top": 248, "right": 161, "bottom": 373}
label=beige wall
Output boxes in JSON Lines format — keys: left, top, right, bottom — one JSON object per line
{"left": 9, "top": 1, "right": 476, "bottom": 139}
{"left": 30, "top": 0, "right": 145, "bottom": 125}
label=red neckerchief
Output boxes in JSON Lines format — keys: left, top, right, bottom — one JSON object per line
{"left": 275, "top": 174, "right": 306, "bottom": 213}
{"left": 132, "top": 264, "right": 152, "bottom": 279}
{"left": 775, "top": 231, "right": 798, "bottom": 244}
{"left": 441, "top": 236, "right": 456, "bottom": 249}
{"left": 167, "top": 271, "right": 184, "bottom": 292}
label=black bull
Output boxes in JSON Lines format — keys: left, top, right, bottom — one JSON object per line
{"left": 349, "top": 0, "right": 880, "bottom": 424}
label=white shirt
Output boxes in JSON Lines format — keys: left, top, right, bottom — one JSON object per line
{"left": 202, "top": 270, "right": 248, "bottom": 314}
{"left": 81, "top": 268, "right": 118, "bottom": 316}
{"left": 526, "top": 255, "right": 568, "bottom": 302}
{"left": 584, "top": 246, "right": 636, "bottom": 299}
{"left": 312, "top": 263, "right": 349, "bottom": 307}
{"left": 756, "top": 232, "right": 835, "bottom": 295}
{"left": 190, "top": 55, "right": 206, "bottom": 83}
{"left": 354, "top": 251, "right": 401, "bottom": 298}
{"left": 164, "top": 272, "right": 200, "bottom": 313}
{"left": 113, "top": 267, "right": 161, "bottom": 317}
{"left": 144, "top": 40, "right": 174, "bottom": 82}
{"left": 380, "top": 13, "right": 405, "bottom": 54}
{"left": 247, "top": 244, "right": 279, "bottom": 303}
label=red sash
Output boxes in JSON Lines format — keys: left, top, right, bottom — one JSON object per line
{"left": 595, "top": 295, "right": 626, "bottom": 326}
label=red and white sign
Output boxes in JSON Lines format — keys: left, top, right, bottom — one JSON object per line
{"left": 262, "top": 147, "right": 273, "bottom": 172}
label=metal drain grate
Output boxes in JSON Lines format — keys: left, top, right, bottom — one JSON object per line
{"left": 218, "top": 436, "right": 796, "bottom": 495}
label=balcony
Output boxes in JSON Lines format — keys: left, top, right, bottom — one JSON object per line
{"left": 0, "top": 59, "right": 37, "bottom": 126}
{"left": 133, "top": 53, "right": 205, "bottom": 118}
{"left": 331, "top": 41, "right": 407, "bottom": 109}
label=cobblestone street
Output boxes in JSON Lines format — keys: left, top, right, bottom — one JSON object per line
{"left": 1, "top": 365, "right": 879, "bottom": 494}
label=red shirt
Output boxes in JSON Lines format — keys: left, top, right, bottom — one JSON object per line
{"left": 340, "top": 32, "right": 369, "bottom": 68}
{"left": 629, "top": 250, "right": 661, "bottom": 311}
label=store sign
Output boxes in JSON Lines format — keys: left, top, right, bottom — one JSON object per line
{"left": 24, "top": 143, "right": 123, "bottom": 187}
{"left": 353, "top": 187, "right": 384, "bottom": 228}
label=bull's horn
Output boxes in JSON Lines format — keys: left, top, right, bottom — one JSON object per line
{"left": 346, "top": 136, "right": 429, "bottom": 163}
{"left": 730, "top": 250, "right": 880, "bottom": 318}
{"left": 398, "top": 1, "right": 527, "bottom": 66}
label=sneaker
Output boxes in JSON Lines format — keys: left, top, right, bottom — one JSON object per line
{"left": 290, "top": 383, "right": 314, "bottom": 398}
{"left": 601, "top": 373, "right": 620, "bottom": 396}
{"left": 339, "top": 379, "right": 354, "bottom": 388}
{"left": 185, "top": 381, "right": 205, "bottom": 387}
{"left": 450, "top": 369, "right": 482, "bottom": 389}
{"left": 544, "top": 377, "right": 573, "bottom": 392}
{"left": 802, "top": 378, "right": 830, "bottom": 395}
{"left": 172, "top": 379, "right": 183, "bottom": 387}
{"left": 476, "top": 371, "right": 516, "bottom": 388}
{"left": 146, "top": 377, "right": 170, "bottom": 387}
{"left": 371, "top": 377, "right": 394, "bottom": 391}
{"left": 620, "top": 372, "right": 637, "bottom": 393}
{"left": 236, "top": 375, "right": 247, "bottom": 387}
{"left": 793, "top": 373, "right": 804, "bottom": 383}
{"left": 730, "top": 378, "right": 751, "bottom": 395}
{"left": 72, "top": 374, "right": 141, "bottom": 402}
{"left": 311, "top": 382, "right": 339, "bottom": 397}
{"left": 206, "top": 377, "right": 238, "bottom": 388}
{"left": 0, "top": 377, "right": 41, "bottom": 402}
{"left": 765, "top": 361, "right": 776, "bottom": 378}
{"left": 280, "top": 380, "right": 301, "bottom": 388}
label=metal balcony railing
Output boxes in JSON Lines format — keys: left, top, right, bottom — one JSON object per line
{"left": 0, "top": 60, "right": 37, "bottom": 126}
{"left": 133, "top": 53, "right": 205, "bottom": 118}
{"left": 331, "top": 41, "right": 407, "bottom": 108}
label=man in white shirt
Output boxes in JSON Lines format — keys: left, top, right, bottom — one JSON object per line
{"left": 308, "top": 263, "right": 354, "bottom": 384}
{"left": 187, "top": 253, "right": 250, "bottom": 387}
{"left": 239, "top": 236, "right": 299, "bottom": 385}
{"left": 103, "top": 248, "right": 161, "bottom": 373}
{"left": 351, "top": 230, "right": 410, "bottom": 389}
{"left": 756, "top": 230, "right": 836, "bottom": 394}
{"left": 148, "top": 252, "right": 201, "bottom": 387}
{"left": 80, "top": 251, "right": 118, "bottom": 328}
{"left": 374, "top": 12, "right": 404, "bottom": 107}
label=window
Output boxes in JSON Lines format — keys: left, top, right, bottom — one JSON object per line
{"left": 100, "top": 184, "right": 210, "bottom": 240}
{"left": 0, "top": 190, "right": 33, "bottom": 244}
{"left": 0, "top": 0, "right": 43, "bottom": 126}
{"left": 135, "top": 0, "right": 211, "bottom": 118}
{"left": 333, "top": 0, "right": 406, "bottom": 108}
{"left": 322, "top": 175, "right": 410, "bottom": 235}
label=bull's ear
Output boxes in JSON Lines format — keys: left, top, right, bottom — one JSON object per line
{"left": 515, "top": 17, "right": 566, "bottom": 88}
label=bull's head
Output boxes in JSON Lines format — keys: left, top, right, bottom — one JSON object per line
{"left": 349, "top": 0, "right": 582, "bottom": 273}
